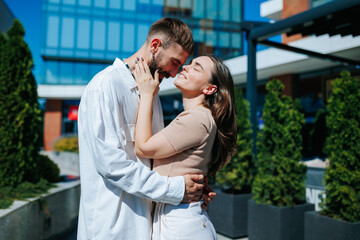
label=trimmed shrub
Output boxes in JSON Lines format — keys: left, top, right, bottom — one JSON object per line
{"left": 216, "top": 87, "right": 256, "bottom": 193}
{"left": 38, "top": 154, "right": 60, "bottom": 183}
{"left": 53, "top": 135, "right": 79, "bottom": 153}
{"left": 0, "top": 20, "right": 42, "bottom": 187}
{"left": 321, "top": 71, "right": 360, "bottom": 222}
{"left": 252, "top": 79, "right": 307, "bottom": 207}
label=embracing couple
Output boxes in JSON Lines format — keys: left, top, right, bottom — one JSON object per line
{"left": 77, "top": 18, "right": 237, "bottom": 240}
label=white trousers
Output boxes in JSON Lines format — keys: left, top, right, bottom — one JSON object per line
{"left": 152, "top": 201, "right": 217, "bottom": 240}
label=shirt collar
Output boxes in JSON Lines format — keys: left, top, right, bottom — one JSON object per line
{"left": 114, "top": 58, "right": 138, "bottom": 90}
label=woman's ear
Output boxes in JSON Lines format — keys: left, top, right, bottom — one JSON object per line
{"left": 150, "top": 38, "right": 162, "bottom": 54}
{"left": 203, "top": 84, "right": 218, "bottom": 95}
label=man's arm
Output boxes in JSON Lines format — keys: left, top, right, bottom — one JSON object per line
{"left": 80, "top": 89, "right": 203, "bottom": 204}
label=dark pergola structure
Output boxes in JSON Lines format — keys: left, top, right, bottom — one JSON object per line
{"left": 241, "top": 0, "right": 360, "bottom": 156}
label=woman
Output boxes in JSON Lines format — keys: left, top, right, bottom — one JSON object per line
{"left": 134, "top": 55, "right": 237, "bottom": 239}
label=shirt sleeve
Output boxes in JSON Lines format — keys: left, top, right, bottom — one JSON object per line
{"left": 161, "top": 110, "right": 209, "bottom": 153}
{"left": 79, "top": 87, "right": 184, "bottom": 205}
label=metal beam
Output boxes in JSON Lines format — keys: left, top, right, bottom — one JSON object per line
{"left": 249, "top": 0, "right": 360, "bottom": 41}
{"left": 246, "top": 38, "right": 258, "bottom": 157}
{"left": 259, "top": 40, "right": 360, "bottom": 68}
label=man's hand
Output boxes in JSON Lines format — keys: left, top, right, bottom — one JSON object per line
{"left": 182, "top": 174, "right": 204, "bottom": 203}
{"left": 201, "top": 176, "right": 216, "bottom": 210}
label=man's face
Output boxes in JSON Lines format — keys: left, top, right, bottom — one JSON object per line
{"left": 149, "top": 42, "right": 189, "bottom": 83}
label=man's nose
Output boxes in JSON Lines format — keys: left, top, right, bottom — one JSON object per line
{"left": 169, "top": 67, "right": 179, "bottom": 78}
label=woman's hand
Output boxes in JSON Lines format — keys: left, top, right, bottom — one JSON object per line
{"left": 133, "top": 57, "right": 159, "bottom": 96}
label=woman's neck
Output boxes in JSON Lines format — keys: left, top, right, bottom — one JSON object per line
{"left": 182, "top": 94, "right": 205, "bottom": 111}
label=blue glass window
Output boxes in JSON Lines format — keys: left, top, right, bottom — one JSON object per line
{"left": 137, "top": 24, "right": 148, "bottom": 50}
{"left": 180, "top": 0, "right": 191, "bottom": 8}
{"left": 193, "top": 0, "right": 205, "bottom": 18}
{"left": 90, "top": 64, "right": 106, "bottom": 79}
{"left": 193, "top": 28, "right": 205, "bottom": 42}
{"left": 124, "top": 1, "right": 136, "bottom": 11}
{"left": 231, "top": 32, "right": 241, "bottom": 48}
{"left": 78, "top": 0, "right": 90, "bottom": 7}
{"left": 94, "top": 0, "right": 106, "bottom": 8}
{"left": 77, "top": 19, "right": 90, "bottom": 49}
{"left": 153, "top": 0, "right": 164, "bottom": 5}
{"left": 49, "top": 0, "right": 60, "bottom": 4}
{"left": 62, "top": 0, "right": 75, "bottom": 5}
{"left": 47, "top": 16, "right": 59, "bottom": 48}
{"left": 206, "top": 0, "right": 218, "bottom": 20}
{"left": 122, "top": 23, "right": 135, "bottom": 52}
{"left": 219, "top": 32, "right": 230, "bottom": 47}
{"left": 61, "top": 17, "right": 75, "bottom": 48}
{"left": 92, "top": 20, "right": 106, "bottom": 50}
{"left": 59, "top": 62, "right": 74, "bottom": 84}
{"left": 219, "top": 0, "right": 230, "bottom": 21}
{"left": 108, "top": 22, "right": 120, "bottom": 51}
{"left": 206, "top": 30, "right": 217, "bottom": 46}
{"left": 109, "top": 0, "right": 122, "bottom": 9}
{"left": 74, "top": 62, "right": 90, "bottom": 84}
{"left": 231, "top": 0, "right": 241, "bottom": 22}
{"left": 45, "top": 61, "right": 59, "bottom": 84}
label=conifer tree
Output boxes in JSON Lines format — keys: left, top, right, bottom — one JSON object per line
{"left": 216, "top": 87, "right": 256, "bottom": 193}
{"left": 252, "top": 79, "right": 307, "bottom": 206}
{"left": 0, "top": 20, "right": 42, "bottom": 187}
{"left": 322, "top": 71, "right": 360, "bottom": 222}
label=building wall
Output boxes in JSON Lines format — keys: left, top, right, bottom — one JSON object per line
{"left": 281, "top": 0, "right": 309, "bottom": 44}
{"left": 44, "top": 99, "right": 62, "bottom": 151}
{"left": 0, "top": 0, "right": 15, "bottom": 33}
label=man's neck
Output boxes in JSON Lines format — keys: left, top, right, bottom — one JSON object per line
{"left": 124, "top": 45, "right": 148, "bottom": 75}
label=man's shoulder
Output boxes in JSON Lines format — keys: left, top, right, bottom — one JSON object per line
{"left": 86, "top": 64, "right": 129, "bottom": 92}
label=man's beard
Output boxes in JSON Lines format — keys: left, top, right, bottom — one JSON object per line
{"left": 149, "top": 54, "right": 170, "bottom": 83}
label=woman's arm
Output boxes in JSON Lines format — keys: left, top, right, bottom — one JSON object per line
{"left": 134, "top": 59, "right": 178, "bottom": 159}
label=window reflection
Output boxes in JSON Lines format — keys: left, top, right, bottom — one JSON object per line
{"left": 61, "top": 17, "right": 75, "bottom": 48}
{"left": 77, "top": 19, "right": 90, "bottom": 49}
{"left": 122, "top": 23, "right": 134, "bottom": 52}
{"left": 47, "top": 16, "right": 59, "bottom": 48}
{"left": 92, "top": 20, "right": 106, "bottom": 50}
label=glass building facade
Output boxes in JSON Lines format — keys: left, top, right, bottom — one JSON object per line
{"left": 40, "top": 0, "right": 243, "bottom": 85}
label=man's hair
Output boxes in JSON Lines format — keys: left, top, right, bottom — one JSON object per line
{"left": 147, "top": 18, "right": 194, "bottom": 55}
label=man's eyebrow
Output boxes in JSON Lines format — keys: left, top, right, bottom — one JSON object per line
{"left": 173, "top": 58, "right": 181, "bottom": 65}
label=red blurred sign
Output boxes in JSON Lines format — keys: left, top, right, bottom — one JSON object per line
{"left": 68, "top": 105, "right": 79, "bottom": 121}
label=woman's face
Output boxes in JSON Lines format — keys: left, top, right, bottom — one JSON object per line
{"left": 174, "top": 56, "right": 215, "bottom": 96}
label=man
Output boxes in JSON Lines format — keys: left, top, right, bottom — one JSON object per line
{"left": 77, "top": 18, "right": 210, "bottom": 239}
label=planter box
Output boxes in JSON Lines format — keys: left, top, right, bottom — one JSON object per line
{"left": 207, "top": 189, "right": 252, "bottom": 238}
{"left": 305, "top": 211, "right": 360, "bottom": 240}
{"left": 248, "top": 199, "right": 314, "bottom": 240}
{"left": 41, "top": 151, "right": 79, "bottom": 177}
{"left": 0, "top": 181, "right": 80, "bottom": 240}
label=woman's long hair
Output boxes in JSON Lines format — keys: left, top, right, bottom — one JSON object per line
{"left": 204, "top": 55, "right": 237, "bottom": 176}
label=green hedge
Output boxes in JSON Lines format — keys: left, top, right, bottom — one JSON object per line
{"left": 0, "top": 20, "right": 43, "bottom": 187}
{"left": 252, "top": 79, "right": 307, "bottom": 207}
{"left": 216, "top": 87, "right": 256, "bottom": 193}
{"left": 321, "top": 71, "right": 360, "bottom": 222}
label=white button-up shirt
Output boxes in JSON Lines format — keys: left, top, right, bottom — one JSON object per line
{"left": 77, "top": 58, "right": 184, "bottom": 240}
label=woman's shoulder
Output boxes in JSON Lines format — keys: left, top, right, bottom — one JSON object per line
{"left": 179, "top": 107, "right": 216, "bottom": 131}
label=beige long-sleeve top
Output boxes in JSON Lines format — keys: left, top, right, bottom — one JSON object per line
{"left": 154, "top": 106, "right": 217, "bottom": 177}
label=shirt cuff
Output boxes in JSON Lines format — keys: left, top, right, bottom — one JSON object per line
{"left": 161, "top": 176, "right": 184, "bottom": 205}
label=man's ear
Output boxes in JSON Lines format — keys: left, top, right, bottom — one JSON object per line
{"left": 203, "top": 84, "right": 218, "bottom": 95}
{"left": 150, "top": 38, "right": 162, "bottom": 54}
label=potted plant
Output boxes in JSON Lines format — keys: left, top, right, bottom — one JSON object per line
{"left": 248, "top": 79, "right": 314, "bottom": 240}
{"left": 304, "top": 71, "right": 360, "bottom": 240}
{"left": 207, "top": 87, "right": 256, "bottom": 238}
